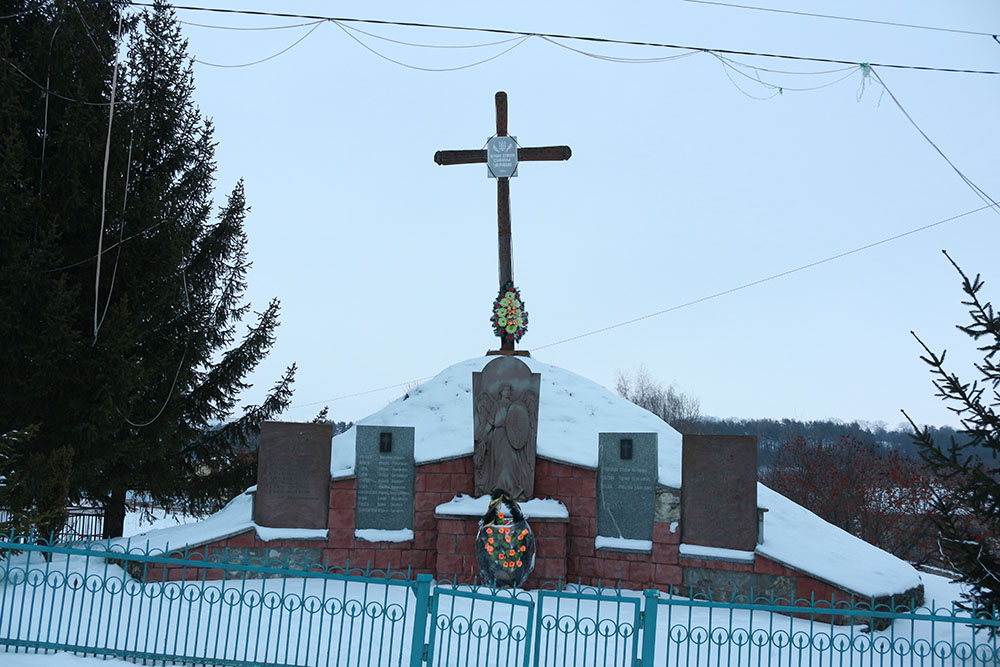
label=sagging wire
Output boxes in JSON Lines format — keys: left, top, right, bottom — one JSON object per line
{"left": 38, "top": 20, "right": 61, "bottom": 203}
{"left": 93, "top": 11, "right": 124, "bottom": 344}
{"left": 870, "top": 67, "right": 1000, "bottom": 217}
{"left": 539, "top": 35, "right": 700, "bottom": 63}
{"left": 332, "top": 20, "right": 532, "bottom": 72}
{"left": 117, "top": 270, "right": 191, "bottom": 428}
{"left": 333, "top": 22, "right": 525, "bottom": 50}
{"left": 95, "top": 128, "right": 134, "bottom": 336}
{"left": 125, "top": 2, "right": 1000, "bottom": 75}
{"left": 180, "top": 18, "right": 320, "bottom": 31}
{"left": 192, "top": 19, "right": 323, "bottom": 68}
{"left": 1, "top": 55, "right": 121, "bottom": 106}
{"left": 118, "top": 345, "right": 188, "bottom": 427}
{"left": 710, "top": 52, "right": 865, "bottom": 97}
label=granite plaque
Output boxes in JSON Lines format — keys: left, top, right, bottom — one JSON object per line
{"left": 681, "top": 434, "right": 757, "bottom": 551}
{"left": 355, "top": 426, "right": 415, "bottom": 531}
{"left": 472, "top": 357, "right": 541, "bottom": 500}
{"left": 254, "top": 422, "right": 332, "bottom": 529}
{"left": 597, "top": 432, "right": 658, "bottom": 542}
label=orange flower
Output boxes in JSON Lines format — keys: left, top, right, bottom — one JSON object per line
{"left": 509, "top": 549, "right": 515, "bottom": 556}
{"left": 498, "top": 512, "right": 504, "bottom": 520}
{"left": 505, "top": 536, "right": 511, "bottom": 543}
{"left": 519, "top": 545, "right": 526, "bottom": 552}
{"left": 498, "top": 553, "right": 504, "bottom": 559}
{"left": 486, "top": 528, "right": 492, "bottom": 535}
{"left": 488, "top": 537, "right": 494, "bottom": 544}
{"left": 516, "top": 561, "right": 522, "bottom": 567}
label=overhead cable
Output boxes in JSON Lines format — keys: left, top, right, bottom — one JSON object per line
{"left": 681, "top": 0, "right": 999, "bottom": 39}
{"left": 193, "top": 19, "right": 323, "bottom": 68}
{"left": 870, "top": 68, "right": 1000, "bottom": 216}
{"left": 287, "top": 203, "right": 996, "bottom": 409}
{"left": 532, "top": 203, "right": 998, "bottom": 351}
{"left": 331, "top": 21, "right": 531, "bottom": 72}
{"left": 123, "top": 2, "right": 1000, "bottom": 75}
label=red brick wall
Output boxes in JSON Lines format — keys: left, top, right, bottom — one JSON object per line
{"left": 156, "top": 453, "right": 871, "bottom": 605}
{"left": 534, "top": 458, "right": 682, "bottom": 591}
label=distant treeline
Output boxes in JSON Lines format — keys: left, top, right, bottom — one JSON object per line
{"left": 682, "top": 418, "right": 977, "bottom": 469}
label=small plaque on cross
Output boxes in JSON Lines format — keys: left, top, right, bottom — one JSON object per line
{"left": 487, "top": 136, "right": 518, "bottom": 178}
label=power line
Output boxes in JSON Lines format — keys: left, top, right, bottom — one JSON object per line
{"left": 870, "top": 68, "right": 1000, "bottom": 217}
{"left": 332, "top": 21, "right": 532, "bottom": 73}
{"left": 287, "top": 203, "right": 996, "bottom": 410}
{"left": 124, "top": 2, "right": 1000, "bottom": 75}
{"left": 533, "top": 204, "right": 996, "bottom": 351}
{"left": 193, "top": 19, "right": 323, "bottom": 68}
{"left": 682, "top": 0, "right": 999, "bottom": 39}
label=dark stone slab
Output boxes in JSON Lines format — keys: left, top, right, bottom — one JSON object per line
{"left": 682, "top": 567, "right": 794, "bottom": 602}
{"left": 597, "top": 433, "right": 658, "bottom": 541}
{"left": 355, "top": 426, "right": 415, "bottom": 531}
{"left": 253, "top": 422, "right": 332, "bottom": 529}
{"left": 472, "top": 357, "right": 540, "bottom": 500}
{"left": 682, "top": 434, "right": 757, "bottom": 551}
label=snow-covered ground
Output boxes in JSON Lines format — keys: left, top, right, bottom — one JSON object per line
{"left": 121, "top": 507, "right": 196, "bottom": 538}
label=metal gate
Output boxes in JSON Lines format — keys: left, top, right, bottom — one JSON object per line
{"left": 424, "top": 585, "right": 535, "bottom": 667}
{"left": 533, "top": 588, "right": 642, "bottom": 667}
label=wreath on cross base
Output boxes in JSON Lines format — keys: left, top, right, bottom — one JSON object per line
{"left": 491, "top": 282, "right": 528, "bottom": 343}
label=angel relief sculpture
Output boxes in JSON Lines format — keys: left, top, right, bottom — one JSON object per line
{"left": 473, "top": 382, "right": 539, "bottom": 500}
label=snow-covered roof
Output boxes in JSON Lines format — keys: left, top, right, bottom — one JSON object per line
{"left": 331, "top": 356, "right": 684, "bottom": 487}
{"left": 756, "top": 484, "right": 922, "bottom": 597}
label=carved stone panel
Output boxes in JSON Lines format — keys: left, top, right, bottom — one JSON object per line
{"left": 355, "top": 426, "right": 415, "bottom": 531}
{"left": 681, "top": 434, "right": 758, "bottom": 551}
{"left": 254, "top": 422, "right": 332, "bottom": 529}
{"left": 597, "top": 433, "right": 658, "bottom": 541}
{"left": 472, "top": 357, "right": 540, "bottom": 501}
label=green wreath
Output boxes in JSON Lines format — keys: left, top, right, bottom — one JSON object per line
{"left": 491, "top": 282, "right": 528, "bottom": 343}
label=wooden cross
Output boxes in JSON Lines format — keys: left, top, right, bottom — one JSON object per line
{"left": 434, "top": 91, "right": 571, "bottom": 353}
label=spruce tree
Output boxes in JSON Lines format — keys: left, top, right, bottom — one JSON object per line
{"left": 1, "top": 1, "right": 295, "bottom": 538}
{"left": 907, "top": 251, "right": 1000, "bottom": 616}
{"left": 0, "top": 0, "right": 125, "bottom": 539}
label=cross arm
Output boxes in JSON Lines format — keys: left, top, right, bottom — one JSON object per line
{"left": 434, "top": 149, "right": 487, "bottom": 166}
{"left": 518, "top": 146, "right": 572, "bottom": 162}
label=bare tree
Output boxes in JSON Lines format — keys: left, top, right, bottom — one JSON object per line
{"left": 615, "top": 366, "right": 701, "bottom": 432}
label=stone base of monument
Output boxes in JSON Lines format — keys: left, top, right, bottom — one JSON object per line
{"left": 485, "top": 349, "right": 530, "bottom": 357}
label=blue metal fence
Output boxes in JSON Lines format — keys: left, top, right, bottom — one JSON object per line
{"left": 2, "top": 535, "right": 998, "bottom": 667}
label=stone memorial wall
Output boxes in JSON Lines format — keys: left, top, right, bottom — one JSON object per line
{"left": 681, "top": 434, "right": 758, "bottom": 551}
{"left": 254, "top": 422, "right": 332, "bottom": 529}
{"left": 355, "top": 425, "right": 415, "bottom": 531}
{"left": 596, "top": 432, "right": 658, "bottom": 544}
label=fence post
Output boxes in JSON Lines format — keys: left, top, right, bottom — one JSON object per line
{"left": 409, "top": 573, "right": 433, "bottom": 667}
{"left": 641, "top": 589, "right": 659, "bottom": 666}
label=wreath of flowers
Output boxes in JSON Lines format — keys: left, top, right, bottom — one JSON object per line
{"left": 480, "top": 510, "right": 532, "bottom": 572}
{"left": 491, "top": 281, "right": 528, "bottom": 343}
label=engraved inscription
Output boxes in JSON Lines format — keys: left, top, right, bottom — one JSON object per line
{"left": 597, "top": 432, "right": 657, "bottom": 542}
{"left": 355, "top": 426, "right": 415, "bottom": 531}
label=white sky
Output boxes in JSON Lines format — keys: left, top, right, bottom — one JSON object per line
{"left": 163, "top": 0, "right": 999, "bottom": 429}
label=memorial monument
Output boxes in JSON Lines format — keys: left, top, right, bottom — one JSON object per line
{"left": 132, "top": 92, "right": 923, "bottom": 610}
